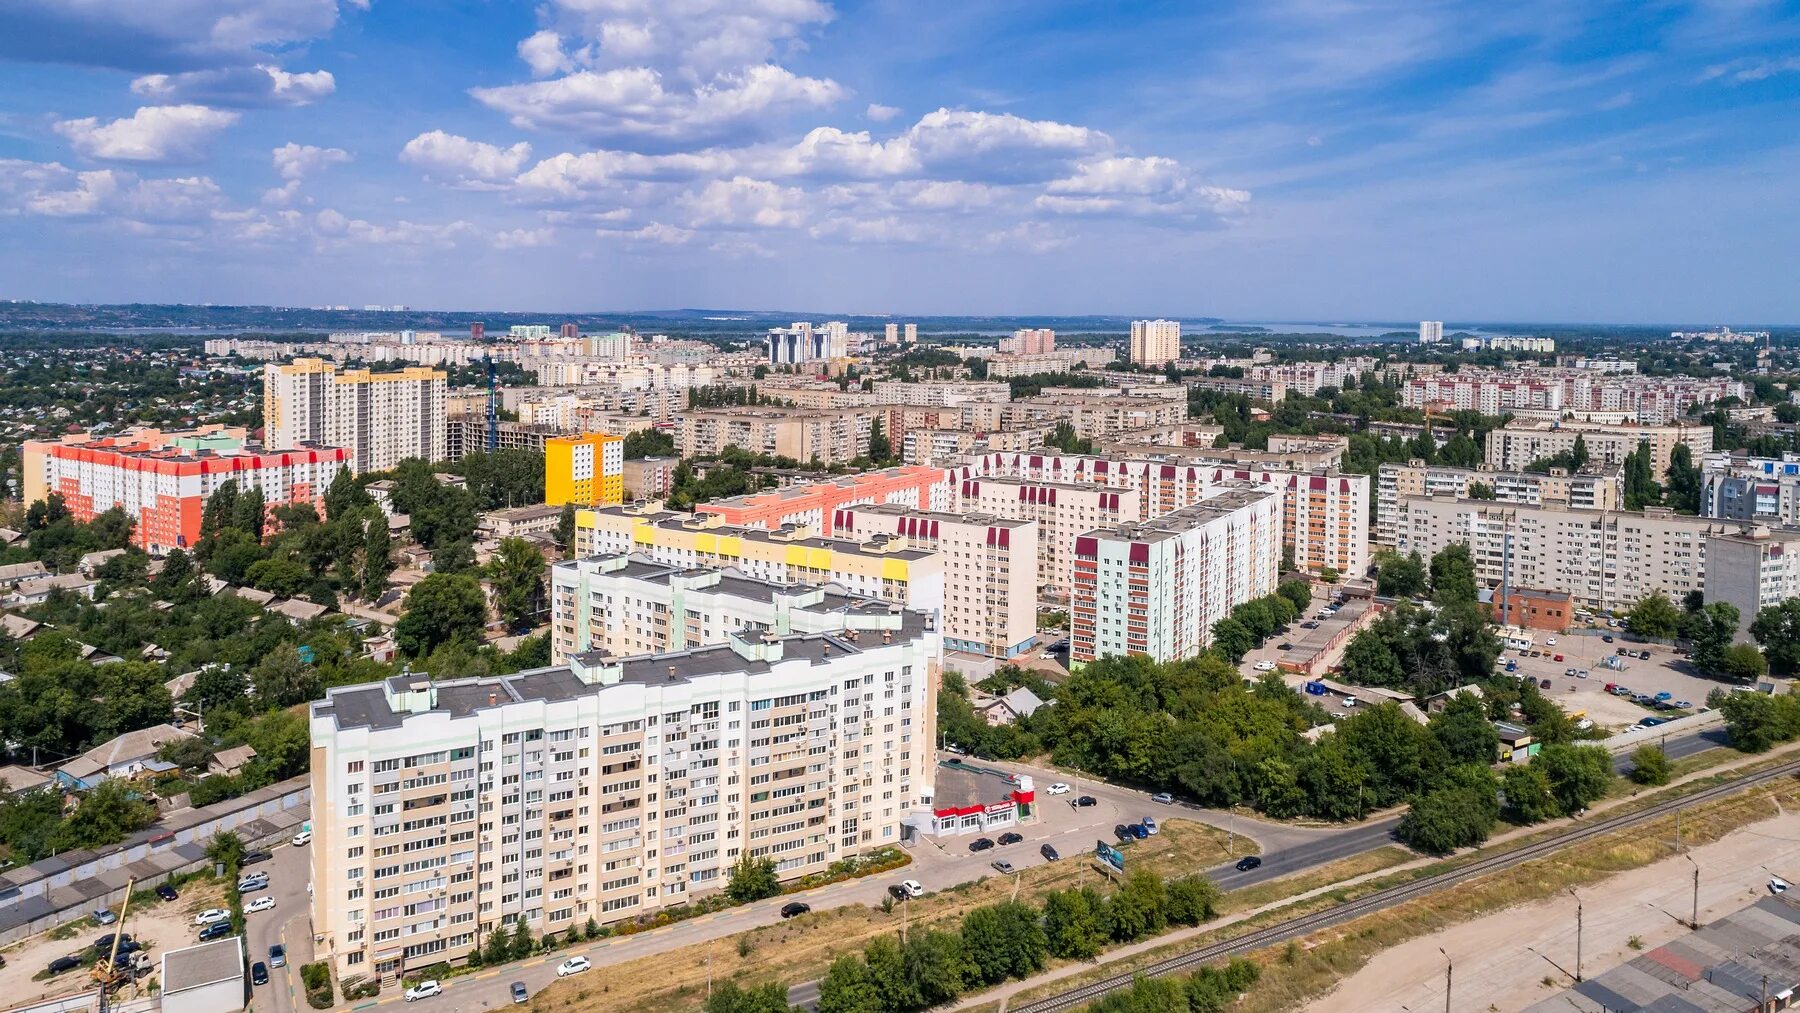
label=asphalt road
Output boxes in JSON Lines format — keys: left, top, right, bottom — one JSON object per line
{"left": 247, "top": 837, "right": 312, "bottom": 1013}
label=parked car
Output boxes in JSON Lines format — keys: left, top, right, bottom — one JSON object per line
{"left": 1114, "top": 824, "right": 1133, "bottom": 841}
{"left": 1553, "top": 654, "right": 1564, "bottom": 662}
{"left": 556, "top": 957, "right": 591, "bottom": 977}
{"left": 1602, "top": 634, "right": 1615, "bottom": 643}
{"left": 991, "top": 860, "right": 1015, "bottom": 874}
{"left": 1547, "top": 637, "right": 1558, "bottom": 646}
{"left": 246, "top": 897, "right": 276, "bottom": 914}
{"left": 1235, "top": 856, "right": 1262, "bottom": 872}
{"left": 269, "top": 945, "right": 286, "bottom": 969}
{"left": 1772, "top": 877, "right": 1791, "bottom": 894}
{"left": 780, "top": 901, "right": 811, "bottom": 918}
{"left": 1637, "top": 650, "right": 1651, "bottom": 659}
{"left": 1278, "top": 642, "right": 1293, "bottom": 651}
{"left": 1577, "top": 670, "right": 1589, "bottom": 679}
{"left": 1301, "top": 621, "right": 1320, "bottom": 629}
{"left": 969, "top": 837, "right": 995, "bottom": 852}
{"left": 1040, "top": 843, "right": 1060, "bottom": 862}
{"left": 998, "top": 832, "right": 1024, "bottom": 846}
{"left": 92, "top": 909, "right": 117, "bottom": 926}
{"left": 198, "top": 922, "right": 231, "bottom": 942}
{"left": 242, "top": 849, "right": 273, "bottom": 866}
{"left": 1539, "top": 679, "right": 1553, "bottom": 690}
{"left": 93, "top": 933, "right": 132, "bottom": 954}
{"left": 1046, "top": 782, "right": 1070, "bottom": 795}
{"left": 1564, "top": 668, "right": 1577, "bottom": 677}
{"left": 47, "top": 955, "right": 83, "bottom": 975}
{"left": 1151, "top": 792, "right": 1174, "bottom": 804}
{"left": 155, "top": 884, "right": 179, "bottom": 902}
{"left": 252, "top": 962, "right": 269, "bottom": 986}
{"left": 899, "top": 880, "right": 925, "bottom": 898}
{"left": 194, "top": 909, "right": 230, "bottom": 927}
{"left": 1141, "top": 816, "right": 1159, "bottom": 835}
{"left": 1676, "top": 700, "right": 1694, "bottom": 709}
{"left": 511, "top": 982, "right": 530, "bottom": 1005}
{"left": 290, "top": 831, "right": 311, "bottom": 847}
{"left": 1655, "top": 691, "right": 1673, "bottom": 702}
{"left": 404, "top": 981, "right": 442, "bottom": 1002}
{"left": 1128, "top": 823, "right": 1149, "bottom": 840}
{"left": 1253, "top": 660, "right": 1276, "bottom": 672}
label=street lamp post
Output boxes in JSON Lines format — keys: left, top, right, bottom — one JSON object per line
{"left": 1570, "top": 888, "right": 1584, "bottom": 982}
{"left": 1439, "top": 947, "right": 1451, "bottom": 1013}
{"left": 1686, "top": 853, "right": 1700, "bottom": 929}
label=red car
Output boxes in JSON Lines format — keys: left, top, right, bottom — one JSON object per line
{"left": 1553, "top": 654, "right": 1563, "bottom": 662}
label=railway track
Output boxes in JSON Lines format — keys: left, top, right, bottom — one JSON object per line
{"left": 1013, "top": 756, "right": 1800, "bottom": 1013}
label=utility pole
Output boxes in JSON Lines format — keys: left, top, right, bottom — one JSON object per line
{"left": 1686, "top": 853, "right": 1700, "bottom": 929}
{"left": 1571, "top": 889, "right": 1584, "bottom": 982}
{"left": 1439, "top": 947, "right": 1451, "bottom": 1013}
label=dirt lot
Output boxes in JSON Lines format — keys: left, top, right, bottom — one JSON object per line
{"left": 1304, "top": 807, "right": 1800, "bottom": 1012}
{"left": 1509, "top": 629, "right": 1741, "bottom": 732}
{"left": 0, "top": 875, "right": 230, "bottom": 1007}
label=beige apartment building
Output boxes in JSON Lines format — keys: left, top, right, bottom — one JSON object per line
{"left": 1485, "top": 419, "right": 1713, "bottom": 477}
{"left": 833, "top": 504, "right": 1039, "bottom": 659}
{"left": 1001, "top": 392, "right": 1188, "bottom": 440}
{"left": 677, "top": 407, "right": 875, "bottom": 465}
{"left": 308, "top": 611, "right": 939, "bottom": 980}
{"left": 942, "top": 475, "right": 1140, "bottom": 594}
{"left": 263, "top": 358, "right": 447, "bottom": 474}
{"left": 1128, "top": 319, "right": 1181, "bottom": 365}
{"left": 1376, "top": 460, "right": 1623, "bottom": 544}
{"left": 1391, "top": 496, "right": 1737, "bottom": 611}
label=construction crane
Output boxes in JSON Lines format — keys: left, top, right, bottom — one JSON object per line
{"left": 91, "top": 877, "right": 144, "bottom": 1013}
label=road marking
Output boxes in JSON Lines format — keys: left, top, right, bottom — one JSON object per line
{"left": 475, "top": 970, "right": 499, "bottom": 979}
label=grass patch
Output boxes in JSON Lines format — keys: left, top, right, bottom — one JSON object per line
{"left": 520, "top": 818, "right": 1246, "bottom": 1013}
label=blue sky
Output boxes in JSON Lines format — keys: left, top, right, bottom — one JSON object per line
{"left": 1, "top": 0, "right": 1797, "bottom": 322}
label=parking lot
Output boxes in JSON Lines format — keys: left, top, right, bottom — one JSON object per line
{"left": 1501, "top": 629, "right": 1735, "bottom": 731}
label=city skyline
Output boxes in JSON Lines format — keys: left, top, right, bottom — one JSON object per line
{"left": 1, "top": 1, "right": 1798, "bottom": 320}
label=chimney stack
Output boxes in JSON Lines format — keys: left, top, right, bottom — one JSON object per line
{"left": 668, "top": 665, "right": 677, "bottom": 681}
{"left": 883, "top": 629, "right": 892, "bottom": 644}
{"left": 488, "top": 691, "right": 498, "bottom": 706}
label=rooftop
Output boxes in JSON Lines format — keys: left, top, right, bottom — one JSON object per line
{"left": 162, "top": 937, "right": 245, "bottom": 993}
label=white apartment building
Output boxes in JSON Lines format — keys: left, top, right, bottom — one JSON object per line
{"left": 1200, "top": 466, "right": 1363, "bottom": 576}
{"left": 1700, "top": 451, "right": 1800, "bottom": 525}
{"left": 309, "top": 615, "right": 939, "bottom": 980}
{"left": 999, "top": 329, "right": 1056, "bottom": 356}
{"left": 1485, "top": 419, "right": 1713, "bottom": 477}
{"left": 1419, "top": 321, "right": 1444, "bottom": 344}
{"left": 1406, "top": 370, "right": 1744, "bottom": 424}
{"left": 1391, "top": 496, "right": 1744, "bottom": 612}
{"left": 832, "top": 504, "right": 1038, "bottom": 659}
{"left": 868, "top": 381, "right": 1012, "bottom": 407}
{"left": 1129, "top": 319, "right": 1181, "bottom": 366}
{"left": 1705, "top": 526, "right": 1800, "bottom": 638}
{"left": 1375, "top": 460, "right": 1623, "bottom": 544}
{"left": 263, "top": 358, "right": 446, "bottom": 474}
{"left": 1071, "top": 485, "right": 1282, "bottom": 666}
{"left": 941, "top": 476, "right": 1139, "bottom": 595}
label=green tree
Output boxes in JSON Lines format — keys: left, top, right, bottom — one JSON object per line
{"left": 1275, "top": 578, "right": 1312, "bottom": 613}
{"left": 1107, "top": 870, "right": 1168, "bottom": 942}
{"left": 487, "top": 537, "right": 548, "bottom": 630}
{"left": 1682, "top": 602, "right": 1741, "bottom": 674}
{"left": 724, "top": 854, "right": 781, "bottom": 903}
{"left": 1429, "top": 692, "right": 1499, "bottom": 766}
{"left": 394, "top": 572, "right": 488, "bottom": 657}
{"left": 1630, "top": 744, "right": 1671, "bottom": 786}
{"left": 1714, "top": 690, "right": 1800, "bottom": 752}
{"left": 901, "top": 930, "right": 968, "bottom": 1007}
{"left": 1340, "top": 629, "right": 1404, "bottom": 687}
{"left": 1500, "top": 763, "right": 1559, "bottom": 823}
{"left": 1428, "top": 544, "right": 1478, "bottom": 605}
{"left": 1374, "top": 551, "right": 1427, "bottom": 599}
{"left": 251, "top": 643, "right": 319, "bottom": 709}
{"left": 206, "top": 829, "right": 246, "bottom": 872}
{"left": 244, "top": 557, "right": 310, "bottom": 598}
{"left": 323, "top": 468, "right": 372, "bottom": 519}
{"left": 961, "top": 902, "right": 1046, "bottom": 986}
{"left": 232, "top": 486, "right": 266, "bottom": 541}
{"left": 1209, "top": 617, "right": 1254, "bottom": 662}
{"left": 623, "top": 428, "right": 677, "bottom": 459}
{"left": 868, "top": 418, "right": 892, "bottom": 462}
{"left": 817, "top": 954, "right": 881, "bottom": 1013}
{"left": 1720, "top": 642, "right": 1770, "bottom": 683}
{"left": 705, "top": 981, "right": 792, "bottom": 1013}
{"left": 482, "top": 922, "right": 513, "bottom": 966}
{"left": 1533, "top": 743, "right": 1613, "bottom": 815}
{"left": 1751, "top": 599, "right": 1800, "bottom": 676}
{"left": 1165, "top": 875, "right": 1221, "bottom": 926}
{"left": 1397, "top": 764, "right": 1499, "bottom": 854}
{"left": 1664, "top": 443, "right": 1702, "bottom": 513}
{"left": 553, "top": 503, "right": 576, "bottom": 559}
{"left": 1627, "top": 591, "right": 1682, "bottom": 639}
{"left": 863, "top": 934, "right": 913, "bottom": 1013}
{"left": 1570, "top": 433, "right": 1590, "bottom": 469}
{"left": 1043, "top": 887, "right": 1109, "bottom": 959}
{"left": 361, "top": 511, "right": 394, "bottom": 600}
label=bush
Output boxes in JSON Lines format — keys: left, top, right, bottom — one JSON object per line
{"left": 1630, "top": 744, "right": 1671, "bottom": 786}
{"left": 300, "top": 962, "right": 334, "bottom": 1010}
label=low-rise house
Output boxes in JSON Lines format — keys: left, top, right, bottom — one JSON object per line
{"left": 55, "top": 724, "right": 196, "bottom": 789}
{"left": 78, "top": 549, "right": 127, "bottom": 576}
{"left": 233, "top": 586, "right": 276, "bottom": 607}
{"left": 361, "top": 634, "right": 398, "bottom": 662}
{"left": 0, "top": 613, "right": 42, "bottom": 640}
{"left": 10, "top": 573, "right": 97, "bottom": 606}
{"left": 977, "top": 686, "right": 1047, "bottom": 726}
{"left": 207, "top": 745, "right": 257, "bottom": 778}
{"left": 0, "top": 561, "right": 48, "bottom": 588}
{"left": 0, "top": 528, "right": 24, "bottom": 546}
{"left": 1495, "top": 722, "right": 1539, "bottom": 764}
{"left": 478, "top": 504, "right": 563, "bottom": 541}
{"left": 269, "top": 598, "right": 327, "bottom": 623}
{"left": 0, "top": 764, "right": 53, "bottom": 795}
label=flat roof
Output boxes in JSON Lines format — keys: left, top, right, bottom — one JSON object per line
{"left": 162, "top": 937, "right": 244, "bottom": 992}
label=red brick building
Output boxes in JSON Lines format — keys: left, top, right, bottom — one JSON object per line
{"left": 1491, "top": 587, "right": 1573, "bottom": 631}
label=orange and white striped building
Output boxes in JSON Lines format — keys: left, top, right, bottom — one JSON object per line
{"left": 22, "top": 426, "right": 350, "bottom": 554}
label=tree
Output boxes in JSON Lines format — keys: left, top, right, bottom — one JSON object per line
{"left": 151, "top": 547, "right": 195, "bottom": 597}
{"left": 1627, "top": 592, "right": 1682, "bottom": 640}
{"left": 1570, "top": 433, "right": 1590, "bottom": 470}
{"left": 206, "top": 830, "right": 245, "bottom": 872}
{"left": 1682, "top": 602, "right": 1741, "bottom": 674}
{"left": 1165, "top": 876, "right": 1221, "bottom": 925}
{"left": 868, "top": 417, "right": 892, "bottom": 462}
{"left": 1714, "top": 689, "right": 1800, "bottom": 752}
{"left": 1429, "top": 692, "right": 1499, "bottom": 766}
{"left": 1340, "top": 629, "right": 1404, "bottom": 687}
{"left": 623, "top": 428, "right": 677, "bottom": 460}
{"left": 206, "top": 528, "right": 266, "bottom": 584}
{"left": 1624, "top": 440, "right": 1661, "bottom": 509}
{"left": 1720, "top": 642, "right": 1770, "bottom": 684}
{"left": 724, "top": 853, "right": 781, "bottom": 903}
{"left": 487, "top": 537, "right": 548, "bottom": 630}
{"left": 554, "top": 503, "right": 576, "bottom": 559}
{"left": 1752, "top": 599, "right": 1800, "bottom": 676}
{"left": 1107, "top": 870, "right": 1168, "bottom": 942}
{"left": 1428, "top": 544, "right": 1478, "bottom": 605}
{"left": 1630, "top": 744, "right": 1671, "bottom": 786}
{"left": 705, "top": 981, "right": 792, "bottom": 1013}
{"left": 394, "top": 572, "right": 488, "bottom": 657}
{"left": 1209, "top": 617, "right": 1254, "bottom": 662}
{"left": 361, "top": 511, "right": 394, "bottom": 600}
{"left": 434, "top": 538, "right": 476, "bottom": 576}
{"left": 1664, "top": 443, "right": 1702, "bottom": 514}
{"left": 1534, "top": 743, "right": 1613, "bottom": 815}
{"left": 1043, "top": 887, "right": 1108, "bottom": 960}
{"left": 1275, "top": 578, "right": 1312, "bottom": 613}
{"left": 323, "top": 468, "right": 372, "bottom": 519}
{"left": 244, "top": 557, "right": 310, "bottom": 598}
{"left": 863, "top": 934, "right": 913, "bottom": 1013}
{"left": 1500, "top": 763, "right": 1559, "bottom": 823}
{"left": 902, "top": 930, "right": 968, "bottom": 1007}
{"left": 482, "top": 922, "right": 513, "bottom": 966}
{"left": 961, "top": 902, "right": 1046, "bottom": 986}
{"left": 252, "top": 643, "right": 319, "bottom": 709}
{"left": 232, "top": 486, "right": 266, "bottom": 541}
{"left": 1375, "top": 551, "right": 1427, "bottom": 599}
{"left": 1397, "top": 764, "right": 1498, "bottom": 854}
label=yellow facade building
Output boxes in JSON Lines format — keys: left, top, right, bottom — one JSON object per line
{"left": 544, "top": 433, "right": 624, "bottom": 507}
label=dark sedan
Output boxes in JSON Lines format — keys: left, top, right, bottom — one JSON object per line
{"left": 997, "top": 832, "right": 1024, "bottom": 846}
{"left": 1040, "top": 843, "right": 1060, "bottom": 862}
{"left": 780, "top": 901, "right": 811, "bottom": 918}
{"left": 1235, "top": 855, "right": 1262, "bottom": 872}
{"left": 968, "top": 837, "right": 995, "bottom": 852}
{"left": 155, "top": 884, "right": 179, "bottom": 902}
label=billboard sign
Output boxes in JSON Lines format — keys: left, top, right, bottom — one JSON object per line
{"left": 1095, "top": 839, "right": 1124, "bottom": 875}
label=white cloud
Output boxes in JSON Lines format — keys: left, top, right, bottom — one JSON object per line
{"left": 273, "top": 142, "right": 351, "bottom": 180}
{"left": 866, "top": 103, "right": 901, "bottom": 122}
{"left": 611, "top": 222, "right": 697, "bottom": 245}
{"left": 514, "top": 149, "right": 736, "bottom": 199}
{"left": 472, "top": 64, "right": 843, "bottom": 150}
{"left": 1, "top": 159, "right": 226, "bottom": 223}
{"left": 130, "top": 65, "right": 336, "bottom": 107}
{"left": 492, "top": 227, "right": 555, "bottom": 248}
{"left": 906, "top": 108, "right": 1109, "bottom": 173}
{"left": 1701, "top": 56, "right": 1800, "bottom": 83}
{"left": 534, "top": 0, "right": 835, "bottom": 80}
{"left": 262, "top": 179, "right": 303, "bottom": 205}
{"left": 314, "top": 208, "right": 477, "bottom": 246}
{"left": 809, "top": 215, "right": 932, "bottom": 244}
{"left": 1046, "top": 156, "right": 1187, "bottom": 196}
{"left": 896, "top": 179, "right": 997, "bottom": 211}
{"left": 0, "top": 0, "right": 356, "bottom": 72}
{"left": 518, "top": 30, "right": 572, "bottom": 78}
{"left": 1041, "top": 156, "right": 1250, "bottom": 219}
{"left": 399, "top": 130, "right": 533, "bottom": 184}
{"left": 678, "top": 176, "right": 805, "bottom": 228}
{"left": 54, "top": 105, "right": 241, "bottom": 162}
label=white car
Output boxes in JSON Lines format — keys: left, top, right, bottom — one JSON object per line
{"left": 1046, "top": 782, "right": 1070, "bottom": 795}
{"left": 246, "top": 896, "right": 276, "bottom": 914}
{"left": 404, "top": 981, "right": 442, "bottom": 1002}
{"left": 900, "top": 879, "right": 925, "bottom": 898}
{"left": 194, "top": 909, "right": 230, "bottom": 926}
{"left": 1342, "top": 695, "right": 1359, "bottom": 707}
{"left": 1546, "top": 637, "right": 1558, "bottom": 646}
{"left": 1253, "top": 661, "right": 1276, "bottom": 672}
{"left": 291, "top": 831, "right": 311, "bottom": 847}
{"left": 1772, "top": 876, "right": 1791, "bottom": 895}
{"left": 556, "top": 956, "right": 591, "bottom": 977}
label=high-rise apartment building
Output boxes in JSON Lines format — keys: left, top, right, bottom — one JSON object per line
{"left": 22, "top": 426, "right": 349, "bottom": 553}
{"left": 1128, "top": 319, "right": 1181, "bottom": 366}
{"left": 696, "top": 467, "right": 942, "bottom": 536}
{"left": 574, "top": 503, "right": 944, "bottom": 611}
{"left": 1408, "top": 372, "right": 1743, "bottom": 425}
{"left": 1419, "top": 321, "right": 1444, "bottom": 344}
{"left": 942, "top": 476, "right": 1139, "bottom": 594}
{"left": 470, "top": 322, "right": 485, "bottom": 342}
{"left": 831, "top": 504, "right": 1038, "bottom": 659}
{"left": 1071, "top": 486, "right": 1282, "bottom": 666}
{"left": 545, "top": 433, "right": 625, "bottom": 508}
{"left": 1705, "top": 526, "right": 1800, "bottom": 638}
{"left": 904, "top": 324, "right": 917, "bottom": 344}
{"left": 560, "top": 323, "right": 579, "bottom": 339}
{"left": 1484, "top": 419, "right": 1713, "bottom": 476}
{"left": 677, "top": 407, "right": 875, "bottom": 465}
{"left": 1698, "top": 450, "right": 1800, "bottom": 525}
{"left": 263, "top": 358, "right": 447, "bottom": 474}
{"left": 1375, "top": 460, "right": 1622, "bottom": 544}
{"left": 1000, "top": 329, "right": 1056, "bottom": 356}
{"left": 309, "top": 614, "right": 938, "bottom": 979}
